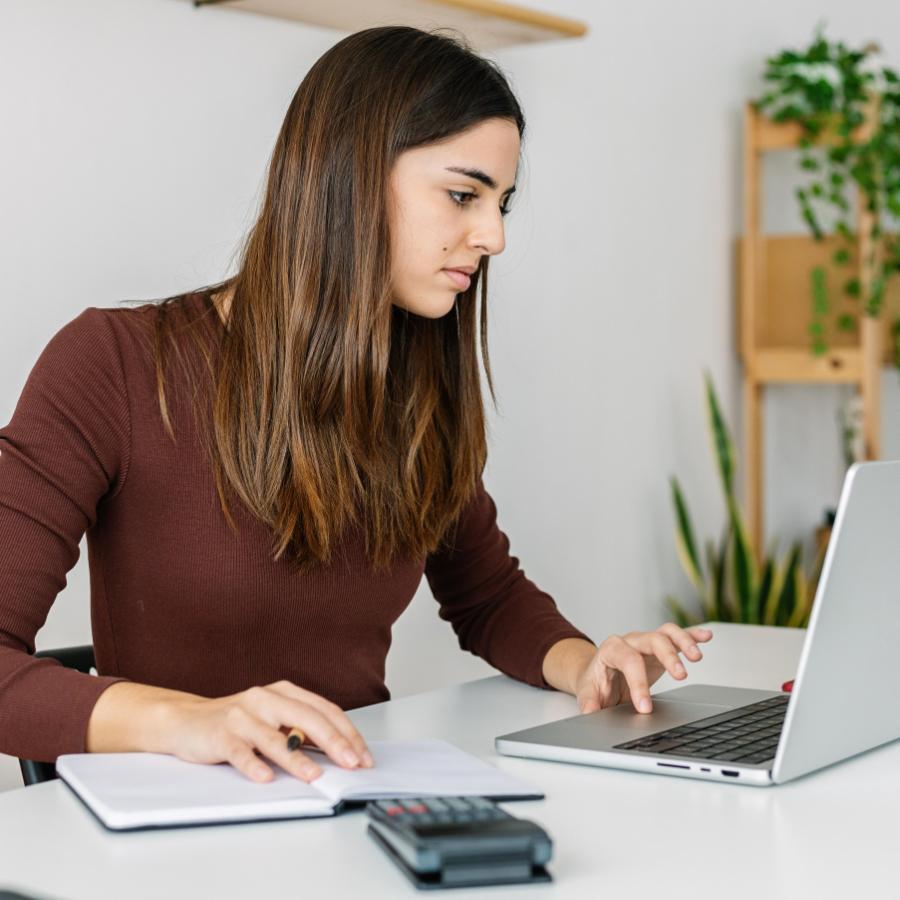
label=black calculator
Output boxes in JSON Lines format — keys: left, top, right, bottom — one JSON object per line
{"left": 365, "top": 796, "right": 553, "bottom": 890}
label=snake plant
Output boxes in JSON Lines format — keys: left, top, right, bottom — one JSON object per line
{"left": 666, "top": 374, "right": 824, "bottom": 627}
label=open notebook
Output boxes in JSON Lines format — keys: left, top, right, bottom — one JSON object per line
{"left": 56, "top": 739, "right": 543, "bottom": 831}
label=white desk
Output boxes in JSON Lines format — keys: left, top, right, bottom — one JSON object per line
{"left": 0, "top": 623, "right": 896, "bottom": 900}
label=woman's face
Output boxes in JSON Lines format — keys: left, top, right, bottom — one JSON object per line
{"left": 387, "top": 117, "right": 520, "bottom": 319}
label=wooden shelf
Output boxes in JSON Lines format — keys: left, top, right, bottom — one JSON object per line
{"left": 735, "top": 233, "right": 900, "bottom": 363}
{"left": 192, "top": 0, "right": 589, "bottom": 49}
{"left": 740, "top": 100, "right": 885, "bottom": 553}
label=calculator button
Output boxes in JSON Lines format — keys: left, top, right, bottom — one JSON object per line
{"left": 375, "top": 801, "right": 406, "bottom": 816}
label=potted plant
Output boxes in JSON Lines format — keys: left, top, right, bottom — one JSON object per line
{"left": 666, "top": 374, "right": 825, "bottom": 627}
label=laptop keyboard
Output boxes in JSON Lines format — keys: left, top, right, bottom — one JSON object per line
{"left": 613, "top": 694, "right": 789, "bottom": 765}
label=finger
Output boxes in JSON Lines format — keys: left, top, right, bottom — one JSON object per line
{"left": 657, "top": 622, "right": 709, "bottom": 662}
{"left": 577, "top": 689, "right": 602, "bottom": 714}
{"left": 599, "top": 636, "right": 652, "bottom": 713}
{"left": 220, "top": 733, "right": 275, "bottom": 783}
{"left": 230, "top": 708, "right": 324, "bottom": 782}
{"left": 645, "top": 632, "right": 689, "bottom": 679}
{"left": 619, "top": 631, "right": 685, "bottom": 679}
{"left": 241, "top": 688, "right": 362, "bottom": 770}
{"left": 267, "top": 682, "right": 374, "bottom": 767}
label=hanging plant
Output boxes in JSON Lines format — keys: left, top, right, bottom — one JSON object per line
{"left": 753, "top": 25, "right": 900, "bottom": 363}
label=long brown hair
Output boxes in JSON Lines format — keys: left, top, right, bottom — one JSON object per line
{"left": 145, "top": 26, "right": 525, "bottom": 572}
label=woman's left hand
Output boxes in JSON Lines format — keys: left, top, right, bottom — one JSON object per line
{"left": 574, "top": 624, "right": 713, "bottom": 715}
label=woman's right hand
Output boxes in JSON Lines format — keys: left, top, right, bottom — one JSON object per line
{"left": 166, "top": 680, "right": 374, "bottom": 783}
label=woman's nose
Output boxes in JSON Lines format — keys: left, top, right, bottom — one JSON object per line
{"left": 467, "top": 208, "right": 506, "bottom": 256}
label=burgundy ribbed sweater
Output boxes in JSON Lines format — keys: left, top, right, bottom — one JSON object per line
{"left": 0, "top": 293, "right": 591, "bottom": 763}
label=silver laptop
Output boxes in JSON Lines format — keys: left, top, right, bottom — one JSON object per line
{"left": 496, "top": 460, "right": 900, "bottom": 786}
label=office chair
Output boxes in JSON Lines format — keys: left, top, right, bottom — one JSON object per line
{"left": 18, "top": 645, "right": 95, "bottom": 787}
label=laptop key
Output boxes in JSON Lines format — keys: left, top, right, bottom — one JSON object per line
{"left": 671, "top": 743, "right": 707, "bottom": 754}
{"left": 641, "top": 739, "right": 691, "bottom": 753}
{"left": 710, "top": 750, "right": 753, "bottom": 762}
{"left": 746, "top": 753, "right": 776, "bottom": 764}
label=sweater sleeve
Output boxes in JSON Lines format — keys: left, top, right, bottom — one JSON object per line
{"left": 424, "top": 478, "right": 593, "bottom": 690}
{"left": 0, "top": 308, "right": 132, "bottom": 763}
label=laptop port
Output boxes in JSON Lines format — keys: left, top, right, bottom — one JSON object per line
{"left": 721, "top": 770, "right": 740, "bottom": 777}
{"left": 657, "top": 762, "right": 689, "bottom": 770}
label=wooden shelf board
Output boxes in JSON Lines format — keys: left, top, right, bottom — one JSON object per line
{"left": 193, "top": 0, "right": 588, "bottom": 49}
{"left": 749, "top": 101, "right": 877, "bottom": 152}
{"left": 747, "top": 347, "right": 863, "bottom": 383}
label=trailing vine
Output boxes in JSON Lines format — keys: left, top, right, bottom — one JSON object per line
{"left": 754, "top": 26, "right": 900, "bottom": 363}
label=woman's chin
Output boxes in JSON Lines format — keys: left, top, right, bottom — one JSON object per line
{"left": 392, "top": 294, "right": 457, "bottom": 319}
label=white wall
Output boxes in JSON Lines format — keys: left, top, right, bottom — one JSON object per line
{"left": 2, "top": 0, "right": 899, "bottom": 791}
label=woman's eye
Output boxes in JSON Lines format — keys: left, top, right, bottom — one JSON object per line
{"left": 449, "top": 190, "right": 512, "bottom": 217}
{"left": 448, "top": 190, "right": 475, "bottom": 207}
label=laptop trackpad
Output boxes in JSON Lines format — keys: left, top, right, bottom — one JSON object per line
{"left": 507, "top": 699, "right": 733, "bottom": 751}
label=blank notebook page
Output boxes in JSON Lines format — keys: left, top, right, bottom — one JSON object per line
{"left": 56, "top": 739, "right": 540, "bottom": 829}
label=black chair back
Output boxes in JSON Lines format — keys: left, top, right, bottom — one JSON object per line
{"left": 19, "top": 645, "right": 95, "bottom": 786}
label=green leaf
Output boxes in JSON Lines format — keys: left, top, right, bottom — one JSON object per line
{"left": 775, "top": 543, "right": 803, "bottom": 626}
{"left": 704, "top": 372, "right": 734, "bottom": 497}
{"left": 727, "top": 495, "right": 758, "bottom": 623}
{"left": 762, "top": 556, "right": 789, "bottom": 625}
{"left": 706, "top": 526, "right": 734, "bottom": 622}
{"left": 786, "top": 563, "right": 811, "bottom": 628}
{"left": 671, "top": 477, "right": 705, "bottom": 593}
{"left": 756, "top": 557, "right": 775, "bottom": 624}
{"left": 811, "top": 266, "right": 829, "bottom": 314}
{"left": 837, "top": 313, "right": 857, "bottom": 332}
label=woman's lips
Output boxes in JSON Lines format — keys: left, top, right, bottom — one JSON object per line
{"left": 442, "top": 269, "right": 471, "bottom": 291}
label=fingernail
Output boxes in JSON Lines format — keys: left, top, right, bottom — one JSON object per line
{"left": 342, "top": 749, "right": 360, "bottom": 767}
{"left": 302, "top": 764, "right": 321, "bottom": 780}
{"left": 253, "top": 765, "right": 270, "bottom": 781}
{"left": 639, "top": 697, "right": 652, "bottom": 713}
{"left": 675, "top": 663, "right": 686, "bottom": 675}
{"left": 362, "top": 751, "right": 375, "bottom": 767}
{"left": 689, "top": 644, "right": 699, "bottom": 654}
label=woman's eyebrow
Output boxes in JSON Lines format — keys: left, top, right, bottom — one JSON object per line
{"left": 444, "top": 166, "right": 516, "bottom": 195}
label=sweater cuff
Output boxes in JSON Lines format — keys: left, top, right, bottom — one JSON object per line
{"left": 0, "top": 663, "right": 131, "bottom": 763}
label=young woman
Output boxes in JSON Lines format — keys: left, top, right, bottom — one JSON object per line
{"left": 0, "top": 26, "right": 711, "bottom": 785}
